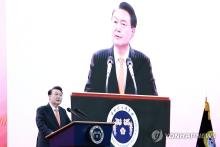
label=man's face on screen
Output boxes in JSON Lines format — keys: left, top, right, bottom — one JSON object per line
{"left": 112, "top": 9, "right": 135, "bottom": 49}
{"left": 49, "top": 89, "right": 63, "bottom": 107}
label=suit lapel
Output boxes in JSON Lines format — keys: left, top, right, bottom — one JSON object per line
{"left": 107, "top": 48, "right": 120, "bottom": 93}
{"left": 125, "top": 48, "right": 135, "bottom": 94}
{"left": 46, "top": 104, "right": 60, "bottom": 128}
{"left": 58, "top": 108, "right": 65, "bottom": 127}
{"left": 125, "top": 68, "right": 135, "bottom": 94}
{"left": 109, "top": 63, "right": 119, "bottom": 93}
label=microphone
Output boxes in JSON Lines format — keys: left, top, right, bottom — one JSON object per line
{"left": 105, "top": 56, "right": 114, "bottom": 93}
{"left": 73, "top": 108, "right": 88, "bottom": 118}
{"left": 67, "top": 107, "right": 83, "bottom": 120}
{"left": 126, "top": 58, "right": 137, "bottom": 94}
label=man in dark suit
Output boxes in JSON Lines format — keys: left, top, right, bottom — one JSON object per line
{"left": 85, "top": 2, "right": 158, "bottom": 95}
{"left": 36, "top": 86, "right": 71, "bottom": 147}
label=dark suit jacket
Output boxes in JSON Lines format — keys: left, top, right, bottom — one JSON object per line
{"left": 36, "top": 104, "right": 71, "bottom": 147}
{"left": 85, "top": 47, "right": 158, "bottom": 95}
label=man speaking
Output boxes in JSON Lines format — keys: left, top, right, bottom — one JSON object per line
{"left": 85, "top": 2, "right": 158, "bottom": 96}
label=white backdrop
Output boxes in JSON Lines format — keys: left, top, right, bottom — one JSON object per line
{"left": 6, "top": 0, "right": 220, "bottom": 146}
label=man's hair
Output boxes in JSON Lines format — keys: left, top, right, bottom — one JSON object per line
{"left": 116, "top": 2, "right": 137, "bottom": 28}
{"left": 48, "top": 86, "right": 63, "bottom": 95}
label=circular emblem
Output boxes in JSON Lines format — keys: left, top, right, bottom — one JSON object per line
{"left": 203, "top": 131, "right": 216, "bottom": 147}
{"left": 107, "top": 104, "right": 139, "bottom": 147}
{"left": 89, "top": 125, "right": 104, "bottom": 144}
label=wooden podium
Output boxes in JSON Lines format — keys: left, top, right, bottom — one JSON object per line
{"left": 46, "top": 121, "right": 114, "bottom": 147}
{"left": 71, "top": 92, "right": 170, "bottom": 147}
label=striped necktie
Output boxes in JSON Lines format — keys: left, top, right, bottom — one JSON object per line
{"left": 118, "top": 58, "right": 125, "bottom": 94}
{"left": 54, "top": 108, "right": 61, "bottom": 126}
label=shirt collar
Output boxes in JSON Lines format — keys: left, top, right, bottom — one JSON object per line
{"left": 113, "top": 46, "right": 130, "bottom": 61}
{"left": 49, "top": 102, "right": 59, "bottom": 111}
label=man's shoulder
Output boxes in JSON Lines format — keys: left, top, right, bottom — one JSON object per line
{"left": 93, "top": 48, "right": 112, "bottom": 58}
{"left": 130, "top": 48, "right": 150, "bottom": 60}
{"left": 37, "top": 104, "right": 50, "bottom": 111}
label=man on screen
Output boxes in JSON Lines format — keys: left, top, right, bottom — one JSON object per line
{"left": 36, "top": 86, "right": 71, "bottom": 147}
{"left": 85, "top": 2, "right": 158, "bottom": 95}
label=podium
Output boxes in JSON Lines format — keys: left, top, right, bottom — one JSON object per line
{"left": 71, "top": 92, "right": 170, "bottom": 147}
{"left": 46, "top": 121, "right": 114, "bottom": 147}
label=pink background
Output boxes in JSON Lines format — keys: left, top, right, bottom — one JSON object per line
{"left": 0, "top": 0, "right": 7, "bottom": 146}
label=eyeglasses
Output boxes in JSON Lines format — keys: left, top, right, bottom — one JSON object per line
{"left": 52, "top": 92, "right": 63, "bottom": 97}
{"left": 112, "top": 19, "right": 131, "bottom": 29}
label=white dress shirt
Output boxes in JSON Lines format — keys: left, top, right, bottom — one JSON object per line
{"left": 49, "top": 103, "right": 59, "bottom": 115}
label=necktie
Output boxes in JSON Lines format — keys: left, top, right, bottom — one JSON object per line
{"left": 118, "top": 58, "right": 125, "bottom": 94}
{"left": 54, "top": 109, "right": 61, "bottom": 126}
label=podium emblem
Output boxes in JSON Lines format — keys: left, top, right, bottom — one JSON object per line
{"left": 89, "top": 125, "right": 104, "bottom": 144}
{"left": 107, "top": 104, "right": 139, "bottom": 147}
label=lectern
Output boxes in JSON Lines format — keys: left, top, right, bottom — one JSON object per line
{"left": 46, "top": 121, "right": 114, "bottom": 147}
{"left": 71, "top": 92, "right": 170, "bottom": 147}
